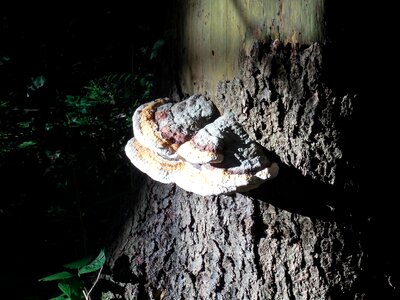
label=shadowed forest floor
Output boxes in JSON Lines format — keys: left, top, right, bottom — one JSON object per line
{"left": 0, "top": 4, "right": 168, "bottom": 298}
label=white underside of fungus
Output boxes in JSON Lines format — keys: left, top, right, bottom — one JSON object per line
{"left": 125, "top": 95, "right": 279, "bottom": 196}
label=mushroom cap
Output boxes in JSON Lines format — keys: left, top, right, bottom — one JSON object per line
{"left": 126, "top": 102, "right": 279, "bottom": 196}
{"left": 132, "top": 95, "right": 219, "bottom": 160}
{"left": 132, "top": 98, "right": 179, "bottom": 160}
{"left": 125, "top": 138, "right": 182, "bottom": 184}
{"left": 125, "top": 137, "right": 278, "bottom": 196}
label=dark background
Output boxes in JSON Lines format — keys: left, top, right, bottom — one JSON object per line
{"left": 1, "top": 2, "right": 399, "bottom": 299}
{"left": 0, "top": 3, "right": 169, "bottom": 299}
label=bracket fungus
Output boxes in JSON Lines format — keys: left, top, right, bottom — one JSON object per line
{"left": 125, "top": 94, "right": 279, "bottom": 196}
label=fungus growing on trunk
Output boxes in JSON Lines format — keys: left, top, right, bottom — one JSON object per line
{"left": 132, "top": 95, "right": 219, "bottom": 159}
{"left": 125, "top": 95, "right": 278, "bottom": 196}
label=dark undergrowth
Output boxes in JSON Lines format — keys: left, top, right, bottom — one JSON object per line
{"left": 0, "top": 4, "right": 168, "bottom": 299}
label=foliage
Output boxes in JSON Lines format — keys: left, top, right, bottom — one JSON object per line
{"left": 0, "top": 7, "right": 166, "bottom": 298}
{"left": 150, "top": 39, "right": 165, "bottom": 60}
{"left": 0, "top": 68, "right": 149, "bottom": 263}
{"left": 39, "top": 250, "right": 106, "bottom": 300}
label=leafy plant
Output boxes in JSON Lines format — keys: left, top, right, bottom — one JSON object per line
{"left": 17, "top": 140, "right": 38, "bottom": 149}
{"left": 39, "top": 249, "right": 106, "bottom": 300}
{"left": 150, "top": 39, "right": 165, "bottom": 60}
{"left": 1, "top": 7, "right": 163, "bottom": 298}
{"left": 27, "top": 75, "right": 46, "bottom": 93}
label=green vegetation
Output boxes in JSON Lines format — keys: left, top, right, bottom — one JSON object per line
{"left": 39, "top": 249, "right": 106, "bottom": 300}
{"left": 0, "top": 53, "right": 161, "bottom": 296}
{"left": 0, "top": 6, "right": 167, "bottom": 299}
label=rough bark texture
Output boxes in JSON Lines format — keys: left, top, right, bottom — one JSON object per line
{"left": 172, "top": 0, "right": 326, "bottom": 100}
{"left": 106, "top": 177, "right": 362, "bottom": 300}
{"left": 101, "top": 42, "right": 369, "bottom": 300}
{"left": 214, "top": 41, "right": 357, "bottom": 189}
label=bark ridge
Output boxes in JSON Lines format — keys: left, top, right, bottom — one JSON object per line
{"left": 105, "top": 42, "right": 363, "bottom": 300}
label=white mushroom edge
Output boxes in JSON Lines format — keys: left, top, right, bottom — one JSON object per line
{"left": 125, "top": 98, "right": 279, "bottom": 196}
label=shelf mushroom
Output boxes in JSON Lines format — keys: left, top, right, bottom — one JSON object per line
{"left": 132, "top": 94, "right": 219, "bottom": 159}
{"left": 125, "top": 95, "right": 278, "bottom": 196}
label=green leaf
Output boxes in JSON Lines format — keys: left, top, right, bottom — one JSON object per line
{"left": 65, "top": 95, "right": 81, "bottom": 107}
{"left": 108, "top": 73, "right": 119, "bottom": 82}
{"left": 150, "top": 39, "right": 165, "bottom": 60}
{"left": 39, "top": 271, "right": 74, "bottom": 282}
{"left": 28, "top": 75, "right": 46, "bottom": 91}
{"left": 0, "top": 100, "right": 10, "bottom": 108}
{"left": 58, "top": 282, "right": 73, "bottom": 298}
{"left": 58, "top": 278, "right": 85, "bottom": 300}
{"left": 123, "top": 74, "right": 132, "bottom": 84}
{"left": 18, "top": 141, "right": 37, "bottom": 149}
{"left": 33, "top": 75, "right": 46, "bottom": 89}
{"left": 64, "top": 256, "right": 94, "bottom": 270}
{"left": 17, "top": 121, "right": 31, "bottom": 129}
{"left": 66, "top": 95, "right": 77, "bottom": 102}
{"left": 78, "top": 249, "right": 105, "bottom": 275}
{"left": 139, "top": 77, "right": 147, "bottom": 87}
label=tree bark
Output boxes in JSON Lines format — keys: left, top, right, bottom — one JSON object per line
{"left": 106, "top": 177, "right": 362, "bottom": 300}
{"left": 101, "top": 41, "right": 371, "bottom": 299}
{"left": 215, "top": 41, "right": 358, "bottom": 188}
{"left": 99, "top": 1, "right": 399, "bottom": 299}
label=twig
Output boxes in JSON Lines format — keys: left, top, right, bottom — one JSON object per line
{"left": 83, "top": 266, "right": 103, "bottom": 300}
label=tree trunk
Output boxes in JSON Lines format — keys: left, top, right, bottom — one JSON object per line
{"left": 101, "top": 1, "right": 398, "bottom": 299}
{"left": 106, "top": 178, "right": 362, "bottom": 300}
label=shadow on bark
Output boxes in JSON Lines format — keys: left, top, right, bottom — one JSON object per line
{"left": 247, "top": 163, "right": 348, "bottom": 221}
{"left": 247, "top": 158, "right": 400, "bottom": 299}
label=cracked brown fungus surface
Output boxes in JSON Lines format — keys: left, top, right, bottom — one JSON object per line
{"left": 126, "top": 95, "right": 278, "bottom": 196}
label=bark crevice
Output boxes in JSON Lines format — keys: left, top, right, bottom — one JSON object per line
{"left": 105, "top": 41, "right": 366, "bottom": 299}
